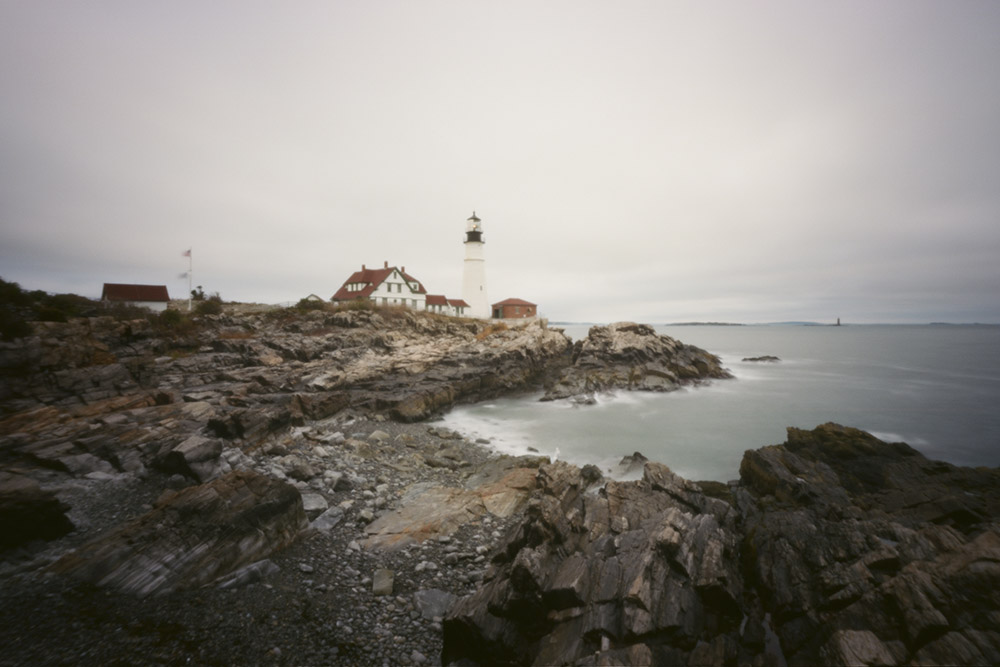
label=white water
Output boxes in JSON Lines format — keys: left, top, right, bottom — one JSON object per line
{"left": 441, "top": 324, "right": 1000, "bottom": 482}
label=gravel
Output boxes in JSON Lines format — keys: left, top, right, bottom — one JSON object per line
{"left": 0, "top": 417, "right": 531, "bottom": 666}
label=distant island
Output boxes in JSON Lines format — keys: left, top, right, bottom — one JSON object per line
{"left": 666, "top": 322, "right": 746, "bottom": 326}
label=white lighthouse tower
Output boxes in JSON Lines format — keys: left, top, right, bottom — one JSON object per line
{"left": 461, "top": 211, "right": 490, "bottom": 318}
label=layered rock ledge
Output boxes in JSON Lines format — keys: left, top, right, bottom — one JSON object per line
{"left": 443, "top": 423, "right": 1000, "bottom": 666}
{"left": 542, "top": 322, "right": 732, "bottom": 401}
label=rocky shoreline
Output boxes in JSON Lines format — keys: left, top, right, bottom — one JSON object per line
{"left": 1, "top": 417, "right": 540, "bottom": 666}
{"left": 2, "top": 308, "right": 998, "bottom": 665}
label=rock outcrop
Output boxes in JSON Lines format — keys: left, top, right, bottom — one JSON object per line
{"left": 0, "top": 312, "right": 571, "bottom": 491}
{"left": 443, "top": 424, "right": 1000, "bottom": 666}
{"left": 49, "top": 470, "right": 306, "bottom": 596}
{"left": 737, "top": 423, "right": 1000, "bottom": 667}
{"left": 542, "top": 322, "right": 732, "bottom": 401}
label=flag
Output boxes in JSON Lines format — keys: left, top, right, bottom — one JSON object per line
{"left": 182, "top": 249, "right": 191, "bottom": 257}
{"left": 179, "top": 272, "right": 189, "bottom": 279}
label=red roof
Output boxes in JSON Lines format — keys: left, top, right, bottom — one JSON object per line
{"left": 426, "top": 294, "right": 448, "bottom": 306}
{"left": 492, "top": 298, "right": 536, "bottom": 307}
{"left": 424, "top": 295, "right": 468, "bottom": 309}
{"left": 101, "top": 283, "right": 170, "bottom": 302}
{"left": 331, "top": 264, "right": 427, "bottom": 301}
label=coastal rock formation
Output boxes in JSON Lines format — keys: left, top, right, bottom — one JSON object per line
{"left": 49, "top": 470, "right": 306, "bottom": 596}
{"left": 0, "top": 312, "right": 570, "bottom": 491}
{"left": 443, "top": 424, "right": 1000, "bottom": 666}
{"left": 443, "top": 460, "right": 746, "bottom": 666}
{"left": 542, "top": 322, "right": 732, "bottom": 401}
{"left": 737, "top": 423, "right": 1000, "bottom": 666}
{"left": 5, "top": 307, "right": 997, "bottom": 665}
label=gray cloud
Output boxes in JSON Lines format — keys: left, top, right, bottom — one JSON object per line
{"left": 2, "top": 0, "right": 998, "bottom": 323}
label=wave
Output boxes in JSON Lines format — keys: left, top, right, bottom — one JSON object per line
{"left": 866, "top": 430, "right": 930, "bottom": 447}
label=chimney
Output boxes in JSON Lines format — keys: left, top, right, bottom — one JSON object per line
{"left": 401, "top": 266, "right": 405, "bottom": 273}
{"left": 362, "top": 264, "right": 366, "bottom": 271}
{"left": 384, "top": 260, "right": 389, "bottom": 269}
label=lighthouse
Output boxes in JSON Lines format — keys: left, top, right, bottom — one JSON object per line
{"left": 461, "top": 211, "right": 490, "bottom": 318}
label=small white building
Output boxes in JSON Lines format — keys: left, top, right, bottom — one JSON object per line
{"left": 426, "top": 294, "right": 470, "bottom": 317}
{"left": 101, "top": 283, "right": 171, "bottom": 312}
{"left": 331, "top": 262, "right": 428, "bottom": 309}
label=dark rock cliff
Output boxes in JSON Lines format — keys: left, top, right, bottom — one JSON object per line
{"left": 443, "top": 424, "right": 1000, "bottom": 666}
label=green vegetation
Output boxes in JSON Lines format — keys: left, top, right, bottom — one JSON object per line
{"left": 1, "top": 277, "right": 102, "bottom": 340}
{"left": 194, "top": 294, "right": 224, "bottom": 316}
{"left": 0, "top": 277, "right": 208, "bottom": 340}
{"left": 295, "top": 297, "right": 329, "bottom": 311}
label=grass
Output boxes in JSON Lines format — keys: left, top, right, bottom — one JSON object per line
{"left": 475, "top": 321, "right": 509, "bottom": 341}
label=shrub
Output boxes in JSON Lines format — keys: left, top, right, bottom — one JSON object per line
{"left": 335, "top": 298, "right": 376, "bottom": 312}
{"left": 158, "top": 308, "right": 184, "bottom": 328}
{"left": 295, "top": 297, "right": 328, "bottom": 311}
{"left": 105, "top": 302, "right": 156, "bottom": 322}
{"left": 0, "top": 278, "right": 32, "bottom": 308}
{"left": 195, "top": 294, "right": 224, "bottom": 316}
{"left": 0, "top": 308, "right": 32, "bottom": 340}
{"left": 34, "top": 306, "right": 67, "bottom": 322}
{"left": 43, "top": 293, "right": 97, "bottom": 318}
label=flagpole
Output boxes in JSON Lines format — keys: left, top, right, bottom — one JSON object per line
{"left": 187, "top": 249, "right": 193, "bottom": 312}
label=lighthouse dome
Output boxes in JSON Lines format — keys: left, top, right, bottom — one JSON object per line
{"left": 465, "top": 211, "right": 483, "bottom": 243}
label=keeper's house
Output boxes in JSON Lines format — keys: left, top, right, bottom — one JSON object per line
{"left": 492, "top": 298, "right": 537, "bottom": 319}
{"left": 332, "top": 262, "right": 428, "bottom": 309}
{"left": 101, "top": 283, "right": 171, "bottom": 312}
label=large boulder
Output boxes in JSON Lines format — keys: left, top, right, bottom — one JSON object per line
{"left": 49, "top": 470, "right": 306, "bottom": 596}
{"left": 542, "top": 322, "right": 732, "bottom": 400}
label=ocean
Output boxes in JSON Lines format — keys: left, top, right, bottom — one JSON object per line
{"left": 440, "top": 324, "right": 1000, "bottom": 482}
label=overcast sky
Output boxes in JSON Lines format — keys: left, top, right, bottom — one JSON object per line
{"left": 2, "top": 1, "right": 998, "bottom": 323}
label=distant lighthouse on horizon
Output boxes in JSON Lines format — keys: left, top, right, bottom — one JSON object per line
{"left": 461, "top": 211, "right": 489, "bottom": 318}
